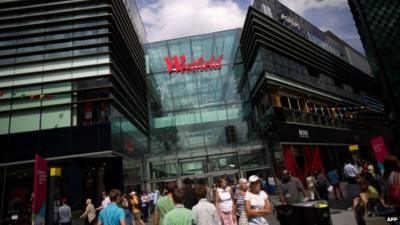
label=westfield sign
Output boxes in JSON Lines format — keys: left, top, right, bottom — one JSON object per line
{"left": 164, "top": 54, "right": 223, "bottom": 74}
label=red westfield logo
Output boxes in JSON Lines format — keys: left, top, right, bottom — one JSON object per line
{"left": 164, "top": 54, "right": 223, "bottom": 74}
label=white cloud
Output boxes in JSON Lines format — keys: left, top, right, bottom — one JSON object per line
{"left": 278, "top": 0, "right": 347, "bottom": 15}
{"left": 139, "top": 0, "right": 246, "bottom": 42}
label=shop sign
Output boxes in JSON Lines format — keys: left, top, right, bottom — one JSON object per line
{"left": 279, "top": 14, "right": 305, "bottom": 36}
{"left": 298, "top": 129, "right": 309, "bottom": 138}
{"left": 164, "top": 54, "right": 223, "bottom": 74}
{"left": 50, "top": 167, "right": 62, "bottom": 177}
{"left": 349, "top": 144, "right": 359, "bottom": 151}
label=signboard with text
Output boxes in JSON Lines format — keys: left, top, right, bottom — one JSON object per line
{"left": 370, "top": 136, "right": 389, "bottom": 172}
{"left": 32, "top": 155, "right": 48, "bottom": 225}
{"left": 164, "top": 54, "right": 223, "bottom": 74}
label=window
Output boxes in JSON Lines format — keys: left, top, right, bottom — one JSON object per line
{"left": 12, "top": 86, "right": 42, "bottom": 110}
{"left": 45, "top": 50, "right": 72, "bottom": 60}
{"left": 43, "top": 70, "right": 72, "bottom": 82}
{"left": 13, "top": 74, "right": 42, "bottom": 86}
{"left": 308, "top": 102, "right": 330, "bottom": 116}
{"left": 15, "top": 63, "right": 43, "bottom": 74}
{"left": 0, "top": 66, "right": 14, "bottom": 77}
{"left": 42, "top": 93, "right": 71, "bottom": 106}
{"left": 76, "top": 101, "right": 110, "bottom": 126}
{"left": 43, "top": 82, "right": 72, "bottom": 94}
{"left": 323, "top": 108, "right": 331, "bottom": 116}
{"left": 280, "top": 95, "right": 302, "bottom": 111}
{"left": 0, "top": 113, "right": 9, "bottom": 134}
{"left": 45, "top": 41, "right": 72, "bottom": 50}
{"left": 73, "top": 56, "right": 98, "bottom": 67}
{"left": 41, "top": 106, "right": 71, "bottom": 129}
{"left": 280, "top": 96, "right": 290, "bottom": 108}
{"left": 0, "top": 100, "right": 11, "bottom": 112}
{"left": 44, "top": 59, "right": 72, "bottom": 71}
{"left": 72, "top": 67, "right": 98, "bottom": 78}
{"left": 10, "top": 109, "right": 40, "bottom": 133}
{"left": 289, "top": 97, "right": 301, "bottom": 111}
{"left": 0, "top": 77, "right": 13, "bottom": 88}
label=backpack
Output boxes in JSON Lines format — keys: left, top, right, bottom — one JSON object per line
{"left": 389, "top": 172, "right": 400, "bottom": 203}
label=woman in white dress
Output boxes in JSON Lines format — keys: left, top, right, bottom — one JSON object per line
{"left": 215, "top": 176, "right": 236, "bottom": 225}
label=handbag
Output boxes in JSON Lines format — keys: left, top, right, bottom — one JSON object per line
{"left": 389, "top": 172, "right": 400, "bottom": 203}
{"left": 239, "top": 211, "right": 248, "bottom": 225}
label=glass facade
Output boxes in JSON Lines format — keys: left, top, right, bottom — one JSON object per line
{"left": 145, "top": 29, "right": 270, "bottom": 181}
{"left": 253, "top": 0, "right": 345, "bottom": 59}
{"left": 0, "top": 0, "right": 148, "bottom": 162}
{"left": 0, "top": 2, "right": 112, "bottom": 136}
{"left": 246, "top": 48, "right": 364, "bottom": 102}
{"left": 349, "top": 0, "right": 400, "bottom": 154}
{"left": 0, "top": 0, "right": 149, "bottom": 222}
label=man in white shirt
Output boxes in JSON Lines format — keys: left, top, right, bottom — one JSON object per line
{"left": 267, "top": 176, "right": 276, "bottom": 195}
{"left": 344, "top": 161, "right": 358, "bottom": 184}
{"left": 192, "top": 185, "right": 221, "bottom": 225}
{"left": 58, "top": 198, "right": 71, "bottom": 225}
{"left": 96, "top": 192, "right": 110, "bottom": 212}
{"left": 149, "top": 188, "right": 160, "bottom": 213}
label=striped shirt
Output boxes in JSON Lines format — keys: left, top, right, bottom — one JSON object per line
{"left": 234, "top": 190, "right": 246, "bottom": 216}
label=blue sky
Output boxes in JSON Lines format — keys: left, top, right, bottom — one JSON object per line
{"left": 136, "top": 0, "right": 364, "bottom": 54}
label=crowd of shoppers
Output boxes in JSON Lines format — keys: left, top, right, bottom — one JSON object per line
{"left": 54, "top": 154, "right": 400, "bottom": 225}
{"left": 350, "top": 155, "right": 400, "bottom": 225}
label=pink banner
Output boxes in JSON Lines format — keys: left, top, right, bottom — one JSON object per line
{"left": 32, "top": 155, "right": 48, "bottom": 225}
{"left": 370, "top": 136, "right": 389, "bottom": 163}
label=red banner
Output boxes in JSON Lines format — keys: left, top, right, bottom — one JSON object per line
{"left": 32, "top": 155, "right": 48, "bottom": 225}
{"left": 370, "top": 136, "right": 389, "bottom": 164}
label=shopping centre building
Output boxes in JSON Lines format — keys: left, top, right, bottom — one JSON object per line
{"left": 145, "top": 29, "right": 270, "bottom": 187}
{"left": 0, "top": 0, "right": 395, "bottom": 222}
{"left": 238, "top": 0, "right": 393, "bottom": 180}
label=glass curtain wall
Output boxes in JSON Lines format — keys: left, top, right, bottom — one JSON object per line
{"left": 146, "top": 29, "right": 269, "bottom": 180}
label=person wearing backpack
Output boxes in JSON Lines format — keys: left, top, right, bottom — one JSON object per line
{"left": 382, "top": 155, "right": 400, "bottom": 215}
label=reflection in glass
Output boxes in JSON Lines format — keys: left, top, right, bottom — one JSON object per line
{"left": 146, "top": 29, "right": 267, "bottom": 178}
{"left": 10, "top": 109, "right": 40, "bottom": 133}
{"left": 41, "top": 106, "right": 71, "bottom": 129}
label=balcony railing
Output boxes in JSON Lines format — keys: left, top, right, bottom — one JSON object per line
{"left": 266, "top": 71, "right": 364, "bottom": 103}
{"left": 258, "top": 105, "right": 378, "bottom": 132}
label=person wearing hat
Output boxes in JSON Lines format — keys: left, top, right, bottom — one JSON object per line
{"left": 129, "top": 191, "right": 145, "bottom": 225}
{"left": 59, "top": 198, "right": 72, "bottom": 225}
{"left": 277, "top": 170, "right": 309, "bottom": 205}
{"left": 245, "top": 175, "right": 272, "bottom": 225}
